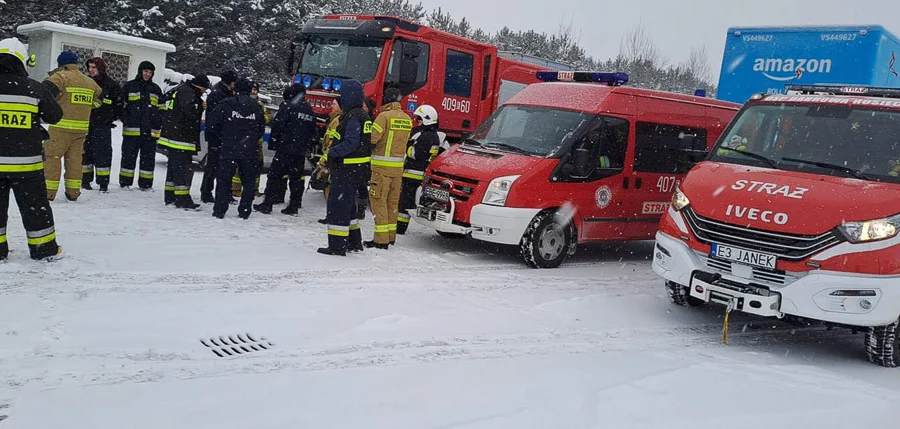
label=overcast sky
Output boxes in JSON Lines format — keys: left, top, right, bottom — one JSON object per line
{"left": 423, "top": 0, "right": 898, "bottom": 83}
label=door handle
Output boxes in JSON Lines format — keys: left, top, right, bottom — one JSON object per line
{"left": 635, "top": 177, "right": 642, "bottom": 189}
{"left": 623, "top": 177, "right": 629, "bottom": 189}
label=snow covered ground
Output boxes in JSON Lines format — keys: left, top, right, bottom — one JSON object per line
{"left": 1, "top": 131, "right": 900, "bottom": 428}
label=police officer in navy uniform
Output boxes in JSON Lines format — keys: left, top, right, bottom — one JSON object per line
{"left": 205, "top": 78, "right": 265, "bottom": 219}
{"left": 318, "top": 79, "right": 372, "bottom": 256}
{"left": 253, "top": 84, "right": 316, "bottom": 215}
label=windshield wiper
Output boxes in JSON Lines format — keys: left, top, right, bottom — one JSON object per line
{"left": 718, "top": 147, "right": 779, "bottom": 169}
{"left": 781, "top": 157, "right": 872, "bottom": 180}
{"left": 463, "top": 138, "right": 483, "bottom": 147}
{"left": 484, "top": 142, "right": 534, "bottom": 156}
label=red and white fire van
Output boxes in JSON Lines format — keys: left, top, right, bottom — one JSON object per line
{"left": 413, "top": 71, "right": 741, "bottom": 268}
{"left": 652, "top": 85, "right": 900, "bottom": 367}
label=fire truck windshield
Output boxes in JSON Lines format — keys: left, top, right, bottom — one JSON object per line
{"left": 296, "top": 35, "right": 384, "bottom": 84}
{"left": 468, "top": 105, "right": 591, "bottom": 157}
{"left": 711, "top": 103, "right": 900, "bottom": 184}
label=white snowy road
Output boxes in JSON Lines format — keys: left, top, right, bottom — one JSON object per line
{"left": 1, "top": 134, "right": 900, "bottom": 428}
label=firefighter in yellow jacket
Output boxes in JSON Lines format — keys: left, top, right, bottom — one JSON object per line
{"left": 364, "top": 87, "right": 411, "bottom": 249}
{"left": 314, "top": 98, "right": 342, "bottom": 224}
{"left": 42, "top": 51, "right": 102, "bottom": 201}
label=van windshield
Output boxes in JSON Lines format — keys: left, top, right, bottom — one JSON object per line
{"left": 709, "top": 103, "right": 900, "bottom": 184}
{"left": 467, "top": 104, "right": 592, "bottom": 157}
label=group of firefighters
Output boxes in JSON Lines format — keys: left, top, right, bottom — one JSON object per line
{"left": 0, "top": 37, "right": 448, "bottom": 260}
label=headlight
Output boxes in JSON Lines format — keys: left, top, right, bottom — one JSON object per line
{"left": 839, "top": 214, "right": 900, "bottom": 243}
{"left": 482, "top": 175, "right": 520, "bottom": 206}
{"left": 672, "top": 188, "right": 690, "bottom": 211}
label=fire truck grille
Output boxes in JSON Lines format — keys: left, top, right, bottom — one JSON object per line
{"left": 683, "top": 207, "right": 843, "bottom": 261}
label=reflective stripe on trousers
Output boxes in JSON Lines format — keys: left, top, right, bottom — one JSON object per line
{"left": 0, "top": 226, "right": 6, "bottom": 244}
{"left": 328, "top": 224, "right": 349, "bottom": 237}
{"left": 26, "top": 226, "right": 55, "bottom": 246}
{"left": 158, "top": 137, "right": 196, "bottom": 151}
{"left": 139, "top": 170, "right": 154, "bottom": 179}
{"left": 96, "top": 167, "right": 111, "bottom": 176}
{"left": 120, "top": 168, "right": 135, "bottom": 178}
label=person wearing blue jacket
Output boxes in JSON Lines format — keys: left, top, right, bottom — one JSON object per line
{"left": 318, "top": 79, "right": 372, "bottom": 256}
{"left": 205, "top": 78, "right": 266, "bottom": 219}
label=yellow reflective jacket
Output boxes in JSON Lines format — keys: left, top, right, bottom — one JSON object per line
{"left": 370, "top": 102, "right": 412, "bottom": 176}
{"left": 45, "top": 64, "right": 101, "bottom": 133}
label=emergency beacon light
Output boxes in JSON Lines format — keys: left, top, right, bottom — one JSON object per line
{"left": 535, "top": 71, "right": 629, "bottom": 86}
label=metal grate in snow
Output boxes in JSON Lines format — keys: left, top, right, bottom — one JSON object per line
{"left": 200, "top": 333, "right": 274, "bottom": 358}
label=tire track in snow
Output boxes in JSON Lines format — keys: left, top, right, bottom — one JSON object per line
{"left": 0, "top": 321, "right": 854, "bottom": 395}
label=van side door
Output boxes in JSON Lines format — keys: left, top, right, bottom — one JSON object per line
{"left": 626, "top": 121, "right": 708, "bottom": 238}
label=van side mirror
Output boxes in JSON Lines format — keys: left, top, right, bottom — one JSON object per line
{"left": 572, "top": 147, "right": 592, "bottom": 178}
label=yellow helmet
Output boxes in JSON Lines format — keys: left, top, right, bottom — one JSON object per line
{"left": 0, "top": 37, "right": 37, "bottom": 67}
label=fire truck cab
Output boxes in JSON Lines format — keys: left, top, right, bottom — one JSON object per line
{"left": 288, "top": 15, "right": 559, "bottom": 161}
{"left": 653, "top": 85, "right": 900, "bottom": 367}
{"left": 414, "top": 71, "right": 741, "bottom": 268}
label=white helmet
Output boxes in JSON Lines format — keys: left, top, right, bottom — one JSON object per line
{"left": 0, "top": 38, "right": 35, "bottom": 68}
{"left": 413, "top": 105, "right": 438, "bottom": 126}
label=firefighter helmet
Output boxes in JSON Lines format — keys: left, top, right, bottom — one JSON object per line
{"left": 413, "top": 105, "right": 438, "bottom": 126}
{"left": 0, "top": 38, "right": 36, "bottom": 67}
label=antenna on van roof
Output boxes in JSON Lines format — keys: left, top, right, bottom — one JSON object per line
{"left": 536, "top": 71, "right": 629, "bottom": 86}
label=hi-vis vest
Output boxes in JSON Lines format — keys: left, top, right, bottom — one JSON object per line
{"left": 370, "top": 102, "right": 412, "bottom": 174}
{"left": 46, "top": 64, "right": 101, "bottom": 132}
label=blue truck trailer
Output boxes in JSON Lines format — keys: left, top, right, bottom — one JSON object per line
{"left": 717, "top": 25, "right": 900, "bottom": 103}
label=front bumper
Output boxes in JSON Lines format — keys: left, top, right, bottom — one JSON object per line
{"left": 469, "top": 205, "right": 540, "bottom": 245}
{"left": 412, "top": 187, "right": 472, "bottom": 235}
{"left": 653, "top": 231, "right": 900, "bottom": 327}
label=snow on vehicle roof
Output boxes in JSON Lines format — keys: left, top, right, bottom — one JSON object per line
{"left": 760, "top": 94, "right": 900, "bottom": 109}
{"left": 16, "top": 21, "right": 176, "bottom": 53}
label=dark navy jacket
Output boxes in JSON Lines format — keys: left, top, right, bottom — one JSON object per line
{"left": 269, "top": 93, "right": 316, "bottom": 156}
{"left": 206, "top": 93, "right": 265, "bottom": 160}
{"left": 328, "top": 80, "right": 371, "bottom": 182}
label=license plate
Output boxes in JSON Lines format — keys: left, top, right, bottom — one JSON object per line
{"left": 424, "top": 187, "right": 450, "bottom": 202}
{"left": 417, "top": 207, "right": 436, "bottom": 221}
{"left": 710, "top": 243, "right": 777, "bottom": 270}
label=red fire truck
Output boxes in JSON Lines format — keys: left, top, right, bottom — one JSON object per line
{"left": 287, "top": 14, "right": 567, "bottom": 157}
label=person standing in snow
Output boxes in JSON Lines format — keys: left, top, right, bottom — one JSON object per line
{"left": 0, "top": 38, "right": 64, "bottom": 260}
{"left": 230, "top": 81, "right": 270, "bottom": 198}
{"left": 260, "top": 85, "right": 300, "bottom": 205}
{"left": 397, "top": 105, "right": 448, "bottom": 235}
{"left": 82, "top": 57, "right": 123, "bottom": 193}
{"left": 159, "top": 75, "right": 209, "bottom": 209}
{"left": 318, "top": 79, "right": 372, "bottom": 256}
{"left": 42, "top": 50, "right": 102, "bottom": 202}
{"left": 119, "top": 61, "right": 163, "bottom": 190}
{"left": 206, "top": 78, "right": 265, "bottom": 219}
{"left": 253, "top": 83, "right": 316, "bottom": 215}
{"left": 200, "top": 69, "right": 237, "bottom": 203}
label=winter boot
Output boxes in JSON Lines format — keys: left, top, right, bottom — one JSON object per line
{"left": 65, "top": 193, "right": 78, "bottom": 202}
{"left": 317, "top": 247, "right": 346, "bottom": 257}
{"left": 99, "top": 185, "right": 108, "bottom": 193}
{"left": 201, "top": 193, "right": 215, "bottom": 203}
{"left": 363, "top": 240, "right": 389, "bottom": 250}
{"left": 317, "top": 218, "right": 328, "bottom": 224}
{"left": 281, "top": 204, "right": 300, "bottom": 216}
{"left": 348, "top": 242, "right": 365, "bottom": 252}
{"left": 253, "top": 202, "right": 273, "bottom": 214}
{"left": 82, "top": 182, "right": 93, "bottom": 191}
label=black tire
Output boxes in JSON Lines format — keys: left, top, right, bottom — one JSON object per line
{"left": 519, "top": 210, "right": 574, "bottom": 269}
{"left": 437, "top": 231, "right": 467, "bottom": 239}
{"left": 866, "top": 319, "right": 900, "bottom": 368}
{"left": 666, "top": 281, "right": 704, "bottom": 307}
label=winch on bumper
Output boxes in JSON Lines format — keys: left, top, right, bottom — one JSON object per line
{"left": 653, "top": 230, "right": 900, "bottom": 327}
{"left": 412, "top": 186, "right": 472, "bottom": 235}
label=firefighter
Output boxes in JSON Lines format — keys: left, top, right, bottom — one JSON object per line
{"left": 231, "top": 81, "right": 270, "bottom": 198}
{"left": 398, "top": 105, "right": 447, "bottom": 235}
{"left": 206, "top": 78, "right": 265, "bottom": 219}
{"left": 82, "top": 57, "right": 122, "bottom": 193}
{"left": 316, "top": 98, "right": 342, "bottom": 211}
{"left": 159, "top": 74, "right": 209, "bottom": 209}
{"left": 260, "top": 85, "right": 299, "bottom": 205}
{"left": 42, "top": 50, "right": 102, "bottom": 201}
{"left": 253, "top": 84, "right": 315, "bottom": 215}
{"left": 120, "top": 61, "right": 163, "bottom": 190}
{"left": 365, "top": 88, "right": 412, "bottom": 249}
{"left": 0, "top": 38, "right": 64, "bottom": 260}
{"left": 317, "top": 79, "right": 371, "bottom": 256}
{"left": 200, "top": 69, "right": 238, "bottom": 203}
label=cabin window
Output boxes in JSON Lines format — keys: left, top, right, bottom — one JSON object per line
{"left": 444, "top": 49, "right": 474, "bottom": 98}
{"left": 634, "top": 122, "right": 707, "bottom": 174}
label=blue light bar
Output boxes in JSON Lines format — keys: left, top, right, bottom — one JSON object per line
{"left": 302, "top": 74, "right": 312, "bottom": 88}
{"left": 535, "top": 71, "right": 629, "bottom": 86}
{"left": 322, "top": 77, "right": 332, "bottom": 91}
{"left": 694, "top": 89, "right": 707, "bottom": 97}
{"left": 292, "top": 74, "right": 303, "bottom": 85}
{"left": 332, "top": 78, "right": 342, "bottom": 92}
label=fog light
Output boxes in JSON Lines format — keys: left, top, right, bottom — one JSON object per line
{"left": 860, "top": 300, "right": 872, "bottom": 310}
{"left": 695, "top": 285, "right": 704, "bottom": 293}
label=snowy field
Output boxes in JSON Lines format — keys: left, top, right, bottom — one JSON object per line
{"left": 1, "top": 131, "right": 900, "bottom": 428}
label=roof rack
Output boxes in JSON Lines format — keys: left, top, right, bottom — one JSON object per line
{"left": 785, "top": 84, "right": 900, "bottom": 99}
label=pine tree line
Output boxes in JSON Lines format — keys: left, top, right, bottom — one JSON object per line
{"left": 2, "top": 0, "right": 716, "bottom": 94}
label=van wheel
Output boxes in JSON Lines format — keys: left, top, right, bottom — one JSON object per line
{"left": 437, "top": 231, "right": 466, "bottom": 239}
{"left": 666, "top": 281, "right": 704, "bottom": 307}
{"left": 865, "top": 319, "right": 900, "bottom": 368}
{"left": 519, "top": 210, "right": 574, "bottom": 269}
